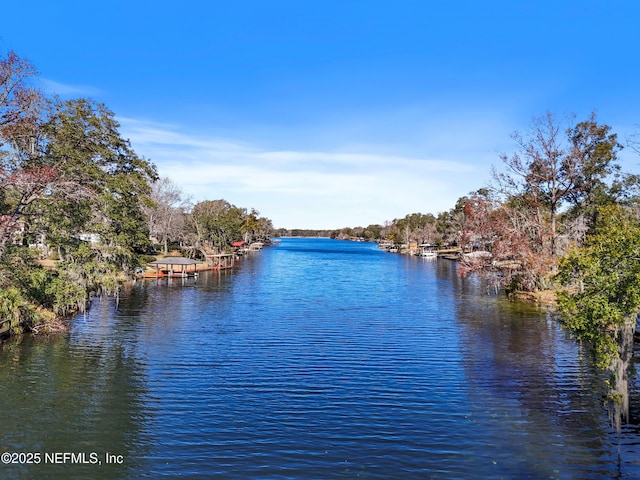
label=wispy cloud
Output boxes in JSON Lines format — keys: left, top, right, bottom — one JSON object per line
{"left": 118, "top": 117, "right": 492, "bottom": 229}
{"left": 38, "top": 78, "right": 103, "bottom": 97}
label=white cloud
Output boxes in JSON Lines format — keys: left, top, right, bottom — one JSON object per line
{"left": 119, "top": 117, "right": 492, "bottom": 229}
{"left": 38, "top": 78, "right": 103, "bottom": 97}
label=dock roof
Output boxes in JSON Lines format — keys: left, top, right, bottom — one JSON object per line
{"left": 148, "top": 257, "right": 200, "bottom": 266}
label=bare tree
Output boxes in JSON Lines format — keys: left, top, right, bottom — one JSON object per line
{"left": 143, "top": 177, "right": 188, "bottom": 255}
{"left": 494, "top": 111, "right": 621, "bottom": 257}
{"left": 0, "top": 50, "right": 41, "bottom": 148}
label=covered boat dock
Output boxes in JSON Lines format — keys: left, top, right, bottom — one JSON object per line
{"left": 145, "top": 257, "right": 201, "bottom": 278}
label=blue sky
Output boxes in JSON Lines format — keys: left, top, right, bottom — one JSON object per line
{"left": 2, "top": 1, "right": 640, "bottom": 229}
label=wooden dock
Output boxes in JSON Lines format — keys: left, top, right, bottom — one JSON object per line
{"left": 143, "top": 254, "right": 235, "bottom": 279}
{"left": 144, "top": 257, "right": 201, "bottom": 279}
{"left": 204, "top": 253, "right": 235, "bottom": 270}
{"left": 437, "top": 248, "right": 462, "bottom": 260}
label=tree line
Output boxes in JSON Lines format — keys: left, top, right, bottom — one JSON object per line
{"left": 0, "top": 50, "right": 273, "bottom": 336}
{"left": 145, "top": 178, "right": 273, "bottom": 257}
{"left": 332, "top": 111, "right": 640, "bottom": 425}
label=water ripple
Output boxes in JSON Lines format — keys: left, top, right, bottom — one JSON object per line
{"left": 1, "top": 238, "right": 639, "bottom": 479}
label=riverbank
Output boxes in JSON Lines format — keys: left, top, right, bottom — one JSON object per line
{"left": 511, "top": 290, "right": 558, "bottom": 309}
{"left": 1, "top": 251, "right": 242, "bottom": 342}
{"left": 0, "top": 300, "right": 67, "bottom": 340}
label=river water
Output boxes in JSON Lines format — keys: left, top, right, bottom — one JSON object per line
{"left": 1, "top": 237, "right": 640, "bottom": 479}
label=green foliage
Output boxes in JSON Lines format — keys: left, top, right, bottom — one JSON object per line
{"left": 0, "top": 287, "right": 27, "bottom": 334}
{"left": 1, "top": 244, "right": 125, "bottom": 325}
{"left": 0, "top": 92, "right": 159, "bottom": 338}
{"left": 556, "top": 205, "right": 640, "bottom": 368}
{"left": 0, "top": 246, "right": 80, "bottom": 322}
{"left": 40, "top": 98, "right": 157, "bottom": 269}
{"left": 190, "top": 200, "right": 273, "bottom": 251}
{"left": 0, "top": 284, "right": 55, "bottom": 335}
{"left": 44, "top": 271, "right": 88, "bottom": 317}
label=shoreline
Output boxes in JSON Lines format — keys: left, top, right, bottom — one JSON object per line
{"left": 511, "top": 290, "right": 558, "bottom": 310}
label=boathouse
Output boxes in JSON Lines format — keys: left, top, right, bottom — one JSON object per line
{"left": 146, "top": 257, "right": 200, "bottom": 278}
